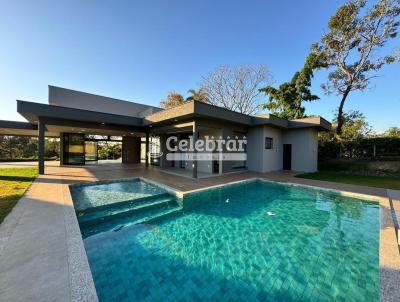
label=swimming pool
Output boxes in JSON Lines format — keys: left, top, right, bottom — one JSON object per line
{"left": 72, "top": 179, "right": 380, "bottom": 302}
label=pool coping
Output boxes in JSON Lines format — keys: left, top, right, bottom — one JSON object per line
{"left": 71, "top": 175, "right": 383, "bottom": 202}
{"left": 65, "top": 176, "right": 399, "bottom": 302}
{"left": 63, "top": 183, "right": 99, "bottom": 302}
{"left": 62, "top": 176, "right": 180, "bottom": 302}
{"left": 173, "top": 176, "right": 382, "bottom": 202}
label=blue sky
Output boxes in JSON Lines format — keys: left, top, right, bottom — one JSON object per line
{"left": 0, "top": 0, "right": 399, "bottom": 132}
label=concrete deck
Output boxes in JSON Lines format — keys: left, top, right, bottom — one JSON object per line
{"left": 0, "top": 162, "right": 399, "bottom": 301}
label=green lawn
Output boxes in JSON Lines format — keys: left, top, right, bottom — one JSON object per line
{"left": 297, "top": 171, "right": 400, "bottom": 190}
{"left": 0, "top": 167, "right": 38, "bottom": 223}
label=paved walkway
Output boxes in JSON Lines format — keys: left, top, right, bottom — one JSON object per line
{"left": 0, "top": 163, "right": 398, "bottom": 301}
{"left": 0, "top": 160, "right": 60, "bottom": 168}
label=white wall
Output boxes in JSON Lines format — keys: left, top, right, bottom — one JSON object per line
{"left": 246, "top": 126, "right": 264, "bottom": 172}
{"left": 247, "top": 125, "right": 283, "bottom": 172}
{"left": 247, "top": 126, "right": 318, "bottom": 173}
{"left": 262, "top": 126, "right": 283, "bottom": 172}
{"left": 283, "top": 128, "right": 318, "bottom": 172}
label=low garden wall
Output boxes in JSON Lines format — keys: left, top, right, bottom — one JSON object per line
{"left": 319, "top": 137, "right": 400, "bottom": 161}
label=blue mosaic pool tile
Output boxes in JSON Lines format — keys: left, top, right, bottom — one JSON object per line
{"left": 79, "top": 180, "right": 379, "bottom": 302}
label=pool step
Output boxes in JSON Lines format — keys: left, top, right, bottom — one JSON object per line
{"left": 80, "top": 204, "right": 182, "bottom": 238}
{"left": 112, "top": 206, "right": 183, "bottom": 231}
{"left": 77, "top": 193, "right": 183, "bottom": 238}
{"left": 78, "top": 193, "right": 176, "bottom": 225}
{"left": 77, "top": 192, "right": 172, "bottom": 215}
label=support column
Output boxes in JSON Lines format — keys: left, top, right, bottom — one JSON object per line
{"left": 192, "top": 122, "right": 198, "bottom": 179}
{"left": 159, "top": 134, "right": 167, "bottom": 168}
{"left": 145, "top": 131, "right": 149, "bottom": 168}
{"left": 59, "top": 133, "right": 65, "bottom": 165}
{"left": 38, "top": 118, "right": 45, "bottom": 174}
{"left": 122, "top": 136, "right": 141, "bottom": 164}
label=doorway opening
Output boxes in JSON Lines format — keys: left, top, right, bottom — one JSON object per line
{"left": 283, "top": 144, "right": 292, "bottom": 170}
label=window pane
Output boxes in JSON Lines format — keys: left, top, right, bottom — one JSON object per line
{"left": 265, "top": 137, "right": 273, "bottom": 149}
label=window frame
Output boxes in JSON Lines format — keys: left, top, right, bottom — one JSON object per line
{"left": 265, "top": 137, "right": 273, "bottom": 150}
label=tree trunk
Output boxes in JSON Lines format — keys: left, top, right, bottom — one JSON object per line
{"left": 336, "top": 86, "right": 351, "bottom": 135}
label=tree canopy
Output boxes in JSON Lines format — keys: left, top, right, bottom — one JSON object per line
{"left": 384, "top": 126, "right": 400, "bottom": 137}
{"left": 0, "top": 136, "right": 59, "bottom": 160}
{"left": 160, "top": 92, "right": 185, "bottom": 109}
{"left": 260, "top": 49, "right": 328, "bottom": 119}
{"left": 316, "top": 0, "right": 400, "bottom": 135}
{"left": 334, "top": 110, "right": 373, "bottom": 140}
{"left": 199, "top": 65, "right": 272, "bottom": 115}
{"left": 319, "top": 109, "right": 374, "bottom": 144}
{"left": 186, "top": 88, "right": 208, "bottom": 102}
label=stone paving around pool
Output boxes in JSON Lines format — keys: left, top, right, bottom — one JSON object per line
{"left": 0, "top": 162, "right": 398, "bottom": 302}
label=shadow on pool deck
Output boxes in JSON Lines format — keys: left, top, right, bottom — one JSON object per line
{"left": 0, "top": 175, "right": 37, "bottom": 182}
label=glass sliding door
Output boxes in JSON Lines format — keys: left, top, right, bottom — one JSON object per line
{"left": 85, "top": 141, "right": 98, "bottom": 162}
{"left": 62, "top": 133, "right": 85, "bottom": 165}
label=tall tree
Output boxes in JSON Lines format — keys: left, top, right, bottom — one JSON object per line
{"left": 199, "top": 65, "right": 272, "bottom": 115}
{"left": 186, "top": 88, "right": 208, "bottom": 102}
{"left": 160, "top": 92, "right": 185, "bottom": 109}
{"left": 384, "top": 126, "right": 400, "bottom": 136}
{"left": 334, "top": 110, "right": 372, "bottom": 140}
{"left": 319, "top": 110, "right": 372, "bottom": 142}
{"left": 0, "top": 136, "right": 60, "bottom": 160}
{"left": 259, "top": 50, "right": 328, "bottom": 119}
{"left": 316, "top": 0, "right": 400, "bottom": 135}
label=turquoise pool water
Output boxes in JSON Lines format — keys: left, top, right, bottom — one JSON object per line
{"left": 76, "top": 179, "right": 379, "bottom": 302}
{"left": 70, "top": 179, "right": 166, "bottom": 211}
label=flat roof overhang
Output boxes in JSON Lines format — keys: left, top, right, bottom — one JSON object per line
{"left": 143, "top": 101, "right": 254, "bottom": 127}
{"left": 0, "top": 119, "right": 146, "bottom": 138}
{"left": 0, "top": 120, "right": 59, "bottom": 137}
{"left": 288, "top": 117, "right": 332, "bottom": 131}
{"left": 144, "top": 100, "right": 331, "bottom": 131}
{"left": 42, "top": 118, "right": 145, "bottom": 137}
{"left": 14, "top": 100, "right": 147, "bottom": 137}
{"left": 17, "top": 100, "right": 144, "bottom": 128}
{"left": 13, "top": 99, "right": 331, "bottom": 135}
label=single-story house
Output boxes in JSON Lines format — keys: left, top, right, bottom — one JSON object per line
{"left": 0, "top": 86, "right": 331, "bottom": 177}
